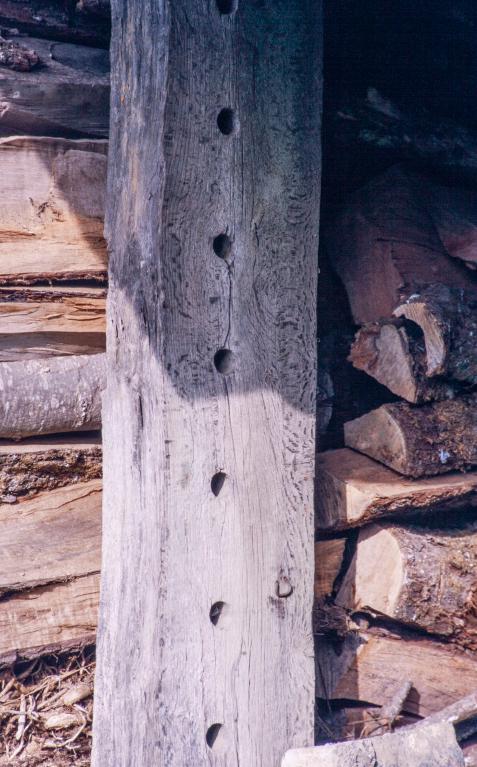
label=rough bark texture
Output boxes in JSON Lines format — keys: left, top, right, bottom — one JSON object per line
{"left": 0, "top": 353, "right": 105, "bottom": 438}
{"left": 0, "top": 36, "right": 109, "bottom": 137}
{"left": 337, "top": 523, "right": 477, "bottom": 647}
{"left": 394, "top": 285, "right": 477, "bottom": 383}
{"left": 316, "top": 449, "right": 477, "bottom": 531}
{"left": 282, "top": 723, "right": 464, "bottom": 767}
{"left": 0, "top": 0, "right": 110, "bottom": 47}
{"left": 345, "top": 394, "right": 477, "bottom": 477}
{"left": 0, "top": 433, "right": 101, "bottom": 501}
{"left": 0, "top": 136, "right": 107, "bottom": 284}
{"left": 93, "top": 2, "right": 321, "bottom": 766}
{"left": 324, "top": 166, "right": 476, "bottom": 324}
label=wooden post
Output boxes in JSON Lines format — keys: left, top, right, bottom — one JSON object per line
{"left": 92, "top": 1, "right": 321, "bottom": 765}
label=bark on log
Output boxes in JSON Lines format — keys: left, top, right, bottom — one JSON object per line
{"left": 316, "top": 449, "right": 477, "bottom": 531}
{"left": 394, "top": 285, "right": 477, "bottom": 383}
{"left": 0, "top": 286, "right": 105, "bottom": 360}
{"left": 0, "top": 36, "right": 109, "bottom": 137}
{"left": 317, "top": 630, "right": 477, "bottom": 717}
{"left": 349, "top": 319, "right": 455, "bottom": 403}
{"left": 314, "top": 538, "right": 346, "bottom": 600}
{"left": 337, "top": 523, "right": 477, "bottom": 647}
{"left": 0, "top": 137, "right": 107, "bottom": 283}
{"left": 324, "top": 166, "right": 476, "bottom": 324}
{"left": 0, "top": 1, "right": 110, "bottom": 47}
{"left": 0, "top": 353, "right": 105, "bottom": 438}
{"left": 93, "top": 1, "right": 322, "bottom": 764}
{"left": 282, "top": 723, "right": 464, "bottom": 767}
{"left": 344, "top": 394, "right": 477, "bottom": 477}
{"left": 0, "top": 433, "right": 101, "bottom": 501}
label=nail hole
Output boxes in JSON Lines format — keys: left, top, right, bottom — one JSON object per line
{"left": 216, "top": 0, "right": 237, "bottom": 14}
{"left": 276, "top": 577, "right": 293, "bottom": 599}
{"left": 214, "top": 349, "right": 235, "bottom": 375}
{"left": 206, "top": 723, "right": 224, "bottom": 749}
{"left": 217, "top": 108, "right": 238, "bottom": 136}
{"left": 211, "top": 472, "right": 227, "bottom": 496}
{"left": 209, "top": 601, "right": 227, "bottom": 626}
{"left": 213, "top": 233, "right": 232, "bottom": 260}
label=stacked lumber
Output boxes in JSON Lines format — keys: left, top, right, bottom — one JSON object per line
{"left": 316, "top": 163, "right": 477, "bottom": 741}
{"left": 0, "top": 7, "right": 108, "bottom": 666}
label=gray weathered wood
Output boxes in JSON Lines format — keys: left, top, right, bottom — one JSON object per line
{"left": 93, "top": 1, "right": 322, "bottom": 765}
{"left": 0, "top": 353, "right": 105, "bottom": 438}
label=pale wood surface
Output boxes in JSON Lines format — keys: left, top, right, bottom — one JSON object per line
{"left": 316, "top": 449, "right": 477, "bottom": 530}
{"left": 0, "top": 136, "right": 107, "bottom": 283}
{"left": 345, "top": 394, "right": 477, "bottom": 477}
{"left": 93, "top": 1, "right": 322, "bottom": 765}
{"left": 315, "top": 539, "right": 346, "bottom": 599}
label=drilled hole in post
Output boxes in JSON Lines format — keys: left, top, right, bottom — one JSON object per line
{"left": 209, "top": 601, "right": 226, "bottom": 626}
{"left": 213, "top": 233, "right": 232, "bottom": 260}
{"left": 206, "top": 723, "right": 225, "bottom": 750}
{"left": 217, "top": 108, "right": 238, "bottom": 136}
{"left": 214, "top": 349, "right": 235, "bottom": 375}
{"left": 211, "top": 472, "right": 227, "bottom": 496}
{"left": 216, "top": 0, "right": 237, "bottom": 14}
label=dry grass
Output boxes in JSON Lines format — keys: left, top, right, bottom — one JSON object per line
{"left": 0, "top": 647, "right": 94, "bottom": 766}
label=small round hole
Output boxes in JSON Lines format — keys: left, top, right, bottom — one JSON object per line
{"left": 211, "top": 472, "right": 227, "bottom": 496}
{"left": 217, "top": 108, "right": 238, "bottom": 136}
{"left": 214, "top": 349, "right": 235, "bottom": 375}
{"left": 213, "top": 233, "right": 232, "bottom": 260}
{"left": 216, "top": 0, "right": 237, "bottom": 14}
{"left": 209, "top": 601, "right": 226, "bottom": 626}
{"left": 206, "top": 723, "right": 224, "bottom": 749}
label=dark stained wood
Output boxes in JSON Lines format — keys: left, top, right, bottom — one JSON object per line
{"left": 0, "top": 0, "right": 110, "bottom": 47}
{"left": 93, "top": 1, "right": 322, "bottom": 764}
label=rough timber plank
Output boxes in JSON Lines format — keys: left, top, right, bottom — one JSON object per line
{"left": 0, "top": 137, "right": 107, "bottom": 284}
{"left": 0, "top": 480, "right": 101, "bottom": 594}
{"left": 0, "top": 573, "right": 99, "bottom": 665}
{"left": 93, "top": 1, "right": 322, "bottom": 765}
{"left": 316, "top": 449, "right": 477, "bottom": 531}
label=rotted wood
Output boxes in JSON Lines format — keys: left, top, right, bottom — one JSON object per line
{"left": 0, "top": 353, "right": 105, "bottom": 438}
{"left": 345, "top": 394, "right": 477, "bottom": 477}
{"left": 0, "top": 136, "right": 107, "bottom": 283}
{"left": 315, "top": 449, "right": 477, "bottom": 531}
{"left": 0, "top": 433, "right": 101, "bottom": 501}
{"left": 93, "top": 1, "right": 322, "bottom": 765}
{"left": 0, "top": 1, "right": 110, "bottom": 47}
{"left": 0, "top": 35, "right": 109, "bottom": 137}
{"left": 337, "top": 523, "right": 477, "bottom": 648}
{"left": 324, "top": 165, "right": 476, "bottom": 324}
{"left": 282, "top": 722, "right": 464, "bottom": 767}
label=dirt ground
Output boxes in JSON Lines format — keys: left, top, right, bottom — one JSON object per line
{"left": 0, "top": 647, "right": 94, "bottom": 766}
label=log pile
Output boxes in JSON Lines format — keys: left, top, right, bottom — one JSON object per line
{"left": 0, "top": 6, "right": 108, "bottom": 668}
{"left": 316, "top": 160, "right": 477, "bottom": 749}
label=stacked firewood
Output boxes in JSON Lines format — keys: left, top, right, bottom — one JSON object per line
{"left": 315, "top": 164, "right": 477, "bottom": 762}
{"left": 0, "top": 5, "right": 109, "bottom": 667}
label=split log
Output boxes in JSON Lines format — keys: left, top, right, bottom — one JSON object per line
{"left": 0, "top": 1, "right": 110, "bottom": 47}
{"left": 0, "top": 573, "right": 98, "bottom": 665}
{"left": 316, "top": 630, "right": 477, "bottom": 717}
{"left": 0, "top": 433, "right": 101, "bottom": 501}
{"left": 0, "top": 36, "right": 109, "bottom": 137}
{"left": 316, "top": 449, "right": 477, "bottom": 531}
{"left": 0, "top": 136, "right": 107, "bottom": 283}
{"left": 282, "top": 722, "right": 463, "bottom": 767}
{"left": 349, "top": 319, "right": 455, "bottom": 403}
{"left": 314, "top": 538, "right": 346, "bottom": 600}
{"left": 0, "top": 353, "right": 106, "bottom": 438}
{"left": 324, "top": 165, "right": 476, "bottom": 324}
{"left": 337, "top": 523, "right": 477, "bottom": 647}
{"left": 344, "top": 394, "right": 477, "bottom": 477}
{"left": 394, "top": 285, "right": 477, "bottom": 382}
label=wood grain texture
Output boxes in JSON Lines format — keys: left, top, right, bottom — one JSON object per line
{"left": 315, "top": 539, "right": 346, "bottom": 599}
{"left": 93, "top": 1, "right": 322, "bottom": 765}
{"left": 316, "top": 449, "right": 477, "bottom": 531}
{"left": 0, "top": 137, "right": 107, "bottom": 283}
{"left": 0, "top": 36, "right": 109, "bottom": 137}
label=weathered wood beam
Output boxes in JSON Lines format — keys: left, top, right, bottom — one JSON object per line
{"left": 0, "top": 36, "right": 109, "bottom": 137}
{"left": 0, "top": 353, "right": 105, "bottom": 438}
{"left": 93, "top": 1, "right": 322, "bottom": 764}
{"left": 345, "top": 394, "right": 477, "bottom": 477}
{"left": 0, "top": 137, "right": 107, "bottom": 283}
{"left": 316, "top": 449, "right": 477, "bottom": 531}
